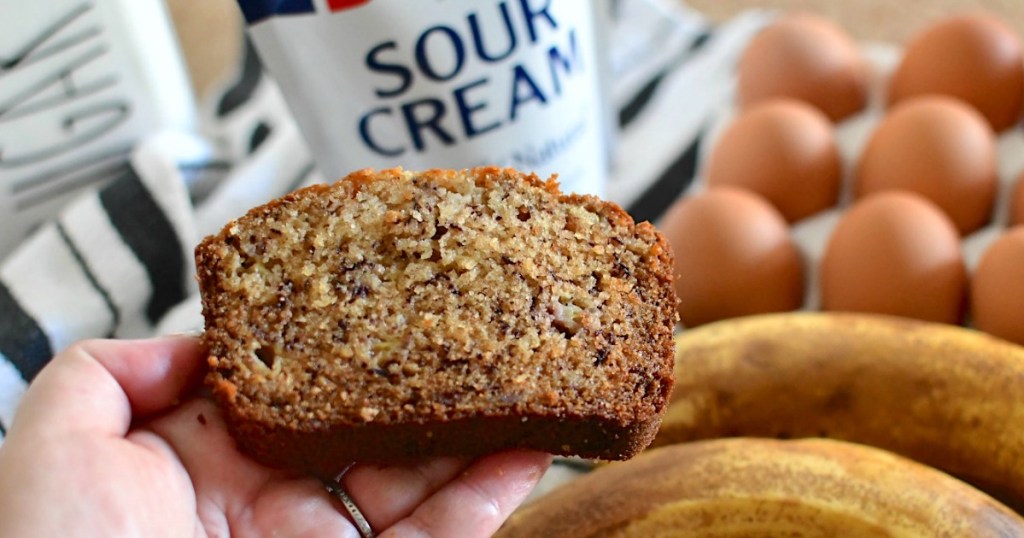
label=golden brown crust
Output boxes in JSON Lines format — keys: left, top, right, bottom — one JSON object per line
{"left": 195, "top": 167, "right": 677, "bottom": 472}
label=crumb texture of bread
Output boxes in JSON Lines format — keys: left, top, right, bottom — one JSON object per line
{"left": 196, "top": 167, "right": 677, "bottom": 471}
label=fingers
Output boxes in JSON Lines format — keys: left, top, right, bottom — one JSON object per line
{"left": 10, "top": 336, "right": 205, "bottom": 440}
{"left": 152, "top": 398, "right": 474, "bottom": 535}
{"left": 383, "top": 450, "right": 552, "bottom": 538}
{"left": 145, "top": 398, "right": 356, "bottom": 537}
{"left": 343, "top": 456, "right": 470, "bottom": 530}
{"left": 149, "top": 397, "right": 549, "bottom": 538}
{"left": 83, "top": 336, "right": 206, "bottom": 417}
{"left": 142, "top": 398, "right": 276, "bottom": 504}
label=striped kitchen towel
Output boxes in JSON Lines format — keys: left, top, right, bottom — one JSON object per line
{"left": 0, "top": 0, "right": 769, "bottom": 439}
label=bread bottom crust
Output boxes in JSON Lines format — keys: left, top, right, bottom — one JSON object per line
{"left": 221, "top": 410, "right": 663, "bottom": 475}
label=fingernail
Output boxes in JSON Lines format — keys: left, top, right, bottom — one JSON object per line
{"left": 165, "top": 329, "right": 204, "bottom": 338}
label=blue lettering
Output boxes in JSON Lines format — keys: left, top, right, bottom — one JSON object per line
{"left": 401, "top": 98, "right": 455, "bottom": 151}
{"left": 548, "top": 29, "right": 579, "bottom": 96}
{"left": 454, "top": 77, "right": 501, "bottom": 138}
{"left": 509, "top": 64, "right": 547, "bottom": 120}
{"left": 358, "top": 107, "right": 404, "bottom": 156}
{"left": 366, "top": 41, "right": 413, "bottom": 98}
{"left": 519, "top": 0, "right": 557, "bottom": 43}
{"left": 415, "top": 26, "right": 466, "bottom": 82}
{"left": 468, "top": 3, "right": 517, "bottom": 62}
{"left": 357, "top": 4, "right": 586, "bottom": 154}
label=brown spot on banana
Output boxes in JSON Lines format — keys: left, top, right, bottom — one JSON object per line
{"left": 655, "top": 312, "right": 1024, "bottom": 513}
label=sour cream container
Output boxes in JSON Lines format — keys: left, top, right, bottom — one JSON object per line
{"left": 237, "top": 0, "right": 610, "bottom": 196}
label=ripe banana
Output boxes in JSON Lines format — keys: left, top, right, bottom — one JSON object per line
{"left": 654, "top": 312, "right": 1024, "bottom": 512}
{"left": 497, "top": 438, "right": 1024, "bottom": 537}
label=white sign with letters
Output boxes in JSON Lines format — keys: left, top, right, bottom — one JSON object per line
{"left": 0, "top": 0, "right": 195, "bottom": 255}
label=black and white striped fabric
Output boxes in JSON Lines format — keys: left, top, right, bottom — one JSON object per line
{"left": 0, "top": 1, "right": 770, "bottom": 443}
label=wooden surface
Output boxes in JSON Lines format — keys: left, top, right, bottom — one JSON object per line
{"left": 164, "top": 0, "right": 1024, "bottom": 102}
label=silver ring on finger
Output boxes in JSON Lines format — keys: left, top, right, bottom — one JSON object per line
{"left": 323, "top": 464, "right": 375, "bottom": 538}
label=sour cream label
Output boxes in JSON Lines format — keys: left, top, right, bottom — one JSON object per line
{"left": 242, "top": 0, "right": 608, "bottom": 196}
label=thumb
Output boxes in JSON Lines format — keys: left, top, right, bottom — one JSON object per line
{"left": 9, "top": 336, "right": 206, "bottom": 440}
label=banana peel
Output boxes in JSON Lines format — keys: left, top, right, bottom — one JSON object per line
{"left": 655, "top": 312, "right": 1024, "bottom": 512}
{"left": 498, "top": 438, "right": 1024, "bottom": 537}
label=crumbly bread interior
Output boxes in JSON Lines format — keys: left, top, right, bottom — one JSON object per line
{"left": 198, "top": 168, "right": 675, "bottom": 434}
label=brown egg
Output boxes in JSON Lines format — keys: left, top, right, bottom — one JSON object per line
{"left": 657, "top": 187, "right": 804, "bottom": 327}
{"left": 821, "top": 191, "right": 966, "bottom": 324}
{"left": 854, "top": 96, "right": 997, "bottom": 236}
{"left": 888, "top": 13, "right": 1024, "bottom": 132}
{"left": 737, "top": 12, "right": 869, "bottom": 122}
{"left": 972, "top": 227, "right": 1024, "bottom": 344}
{"left": 1011, "top": 170, "right": 1024, "bottom": 226}
{"left": 705, "top": 99, "right": 842, "bottom": 223}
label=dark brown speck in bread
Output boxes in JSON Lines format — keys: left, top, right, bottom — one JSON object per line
{"left": 195, "top": 167, "right": 677, "bottom": 475}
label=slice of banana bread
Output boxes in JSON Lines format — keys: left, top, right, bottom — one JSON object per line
{"left": 195, "top": 167, "right": 677, "bottom": 474}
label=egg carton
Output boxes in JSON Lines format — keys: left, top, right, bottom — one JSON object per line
{"left": 685, "top": 41, "right": 1024, "bottom": 313}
